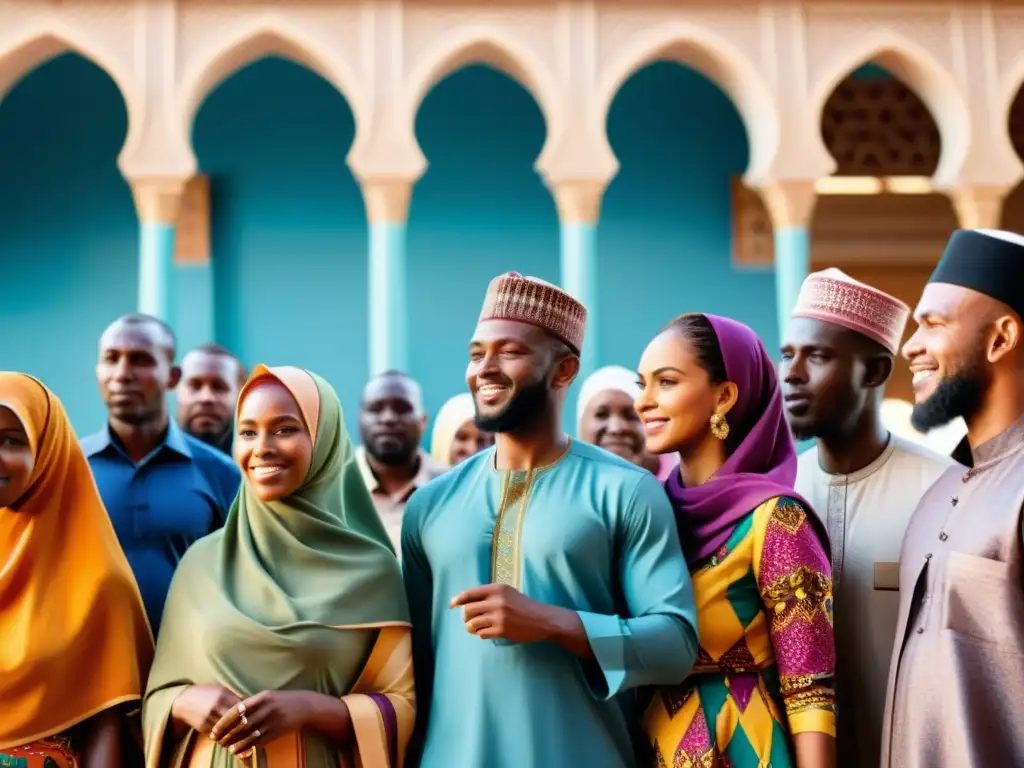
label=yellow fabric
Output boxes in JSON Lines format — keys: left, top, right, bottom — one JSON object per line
{"left": 0, "top": 372, "right": 154, "bottom": 751}
{"left": 345, "top": 626, "right": 416, "bottom": 768}
{"left": 644, "top": 497, "right": 835, "bottom": 766}
{"left": 788, "top": 707, "right": 836, "bottom": 737}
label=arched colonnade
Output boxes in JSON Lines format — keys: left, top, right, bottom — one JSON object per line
{"left": 1, "top": 1, "right": 1023, "bottom": 378}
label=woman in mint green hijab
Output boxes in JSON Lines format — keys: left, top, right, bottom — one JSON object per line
{"left": 144, "top": 365, "right": 414, "bottom": 768}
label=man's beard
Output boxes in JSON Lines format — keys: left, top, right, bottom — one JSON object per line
{"left": 367, "top": 439, "right": 418, "bottom": 467}
{"left": 474, "top": 379, "right": 549, "bottom": 434}
{"left": 911, "top": 360, "right": 987, "bottom": 432}
{"left": 190, "top": 420, "right": 233, "bottom": 451}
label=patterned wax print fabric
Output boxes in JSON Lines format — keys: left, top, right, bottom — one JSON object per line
{"left": 644, "top": 496, "right": 835, "bottom": 767}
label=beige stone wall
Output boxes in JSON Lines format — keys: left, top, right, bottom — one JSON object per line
{"left": 0, "top": 0, "right": 1022, "bottom": 230}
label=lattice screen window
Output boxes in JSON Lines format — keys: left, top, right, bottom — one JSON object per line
{"left": 732, "top": 76, "right": 968, "bottom": 269}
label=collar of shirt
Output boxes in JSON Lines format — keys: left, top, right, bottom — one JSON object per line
{"left": 810, "top": 434, "right": 898, "bottom": 487}
{"left": 84, "top": 419, "right": 193, "bottom": 466}
{"left": 356, "top": 445, "right": 441, "bottom": 503}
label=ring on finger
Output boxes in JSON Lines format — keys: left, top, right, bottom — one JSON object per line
{"left": 237, "top": 702, "right": 247, "bottom": 715}
{"left": 254, "top": 729, "right": 262, "bottom": 740}
{"left": 240, "top": 715, "right": 248, "bottom": 726}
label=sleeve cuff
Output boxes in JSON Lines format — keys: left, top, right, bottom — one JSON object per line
{"left": 576, "top": 610, "right": 627, "bottom": 701}
{"left": 788, "top": 707, "right": 836, "bottom": 737}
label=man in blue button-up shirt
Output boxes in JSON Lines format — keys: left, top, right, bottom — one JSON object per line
{"left": 82, "top": 314, "right": 241, "bottom": 634}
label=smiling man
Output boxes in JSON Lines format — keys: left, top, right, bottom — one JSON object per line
{"left": 882, "top": 229, "right": 1024, "bottom": 768}
{"left": 81, "top": 314, "right": 240, "bottom": 634}
{"left": 781, "top": 269, "right": 955, "bottom": 768}
{"left": 401, "top": 272, "right": 698, "bottom": 768}
{"left": 357, "top": 370, "right": 444, "bottom": 550}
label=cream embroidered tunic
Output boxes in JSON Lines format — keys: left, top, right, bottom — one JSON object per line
{"left": 796, "top": 435, "right": 955, "bottom": 768}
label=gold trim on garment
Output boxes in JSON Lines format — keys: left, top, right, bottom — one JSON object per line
{"left": 489, "top": 441, "right": 572, "bottom": 589}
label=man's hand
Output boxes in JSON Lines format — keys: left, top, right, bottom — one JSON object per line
{"left": 449, "top": 582, "right": 594, "bottom": 656}
{"left": 450, "top": 583, "right": 558, "bottom": 642}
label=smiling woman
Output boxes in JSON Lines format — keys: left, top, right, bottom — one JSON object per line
{"left": 235, "top": 376, "right": 315, "bottom": 501}
{"left": 143, "top": 365, "right": 415, "bottom": 768}
{"left": 0, "top": 373, "right": 153, "bottom": 768}
{"left": 575, "top": 365, "right": 660, "bottom": 472}
{"left": 635, "top": 314, "right": 837, "bottom": 768}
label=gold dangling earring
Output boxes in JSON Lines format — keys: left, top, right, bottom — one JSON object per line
{"left": 710, "top": 413, "right": 730, "bottom": 441}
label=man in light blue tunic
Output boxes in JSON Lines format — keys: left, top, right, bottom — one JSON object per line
{"left": 402, "top": 272, "right": 699, "bottom": 767}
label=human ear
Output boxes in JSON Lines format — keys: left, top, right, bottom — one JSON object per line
{"left": 988, "top": 314, "right": 1021, "bottom": 364}
{"left": 863, "top": 353, "right": 893, "bottom": 389}
{"left": 715, "top": 381, "right": 739, "bottom": 416}
{"left": 551, "top": 355, "right": 581, "bottom": 390}
{"left": 167, "top": 365, "right": 182, "bottom": 390}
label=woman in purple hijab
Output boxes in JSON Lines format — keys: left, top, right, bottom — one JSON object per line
{"left": 635, "top": 313, "right": 836, "bottom": 768}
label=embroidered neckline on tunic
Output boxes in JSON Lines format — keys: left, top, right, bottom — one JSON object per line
{"left": 489, "top": 440, "right": 573, "bottom": 588}
{"left": 488, "top": 438, "right": 573, "bottom": 474}
{"left": 813, "top": 434, "right": 895, "bottom": 487}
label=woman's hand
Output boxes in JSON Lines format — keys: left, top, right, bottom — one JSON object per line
{"left": 169, "top": 685, "right": 242, "bottom": 736}
{"left": 211, "top": 690, "right": 352, "bottom": 758}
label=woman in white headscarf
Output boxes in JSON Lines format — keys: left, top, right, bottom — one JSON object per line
{"left": 576, "top": 365, "right": 664, "bottom": 474}
{"left": 430, "top": 393, "right": 494, "bottom": 468}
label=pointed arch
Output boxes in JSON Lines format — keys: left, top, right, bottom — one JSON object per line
{"left": 596, "top": 22, "right": 780, "bottom": 182}
{"left": 810, "top": 31, "right": 970, "bottom": 185}
{"left": 180, "top": 22, "right": 365, "bottom": 136}
{"left": 0, "top": 25, "right": 135, "bottom": 110}
{"left": 402, "top": 29, "right": 557, "bottom": 134}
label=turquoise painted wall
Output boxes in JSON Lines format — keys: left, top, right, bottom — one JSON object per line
{"left": 193, "top": 58, "right": 368, "bottom": 435}
{"left": 1, "top": 54, "right": 777, "bottom": 437}
{"left": 0, "top": 54, "right": 138, "bottom": 433}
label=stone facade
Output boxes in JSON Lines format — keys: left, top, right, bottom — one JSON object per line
{"left": 2, "top": 1, "right": 1021, "bottom": 220}
{"left": 3, "top": 0, "right": 1023, "bottom": 369}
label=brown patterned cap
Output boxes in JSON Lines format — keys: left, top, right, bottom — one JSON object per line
{"left": 791, "top": 268, "right": 910, "bottom": 354}
{"left": 478, "top": 272, "right": 587, "bottom": 354}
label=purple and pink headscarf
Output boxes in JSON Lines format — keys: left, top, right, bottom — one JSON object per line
{"left": 663, "top": 314, "right": 826, "bottom": 567}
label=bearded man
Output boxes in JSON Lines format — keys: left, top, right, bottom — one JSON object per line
{"left": 401, "top": 272, "right": 698, "bottom": 768}
{"left": 357, "top": 370, "right": 444, "bottom": 550}
{"left": 882, "top": 228, "right": 1024, "bottom": 767}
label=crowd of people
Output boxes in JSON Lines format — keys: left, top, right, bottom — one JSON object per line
{"left": 1, "top": 226, "right": 1023, "bottom": 768}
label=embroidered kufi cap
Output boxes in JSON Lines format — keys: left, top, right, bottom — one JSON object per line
{"left": 791, "top": 268, "right": 910, "bottom": 354}
{"left": 478, "top": 272, "right": 587, "bottom": 354}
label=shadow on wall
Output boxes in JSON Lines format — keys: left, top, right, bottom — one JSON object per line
{"left": 0, "top": 52, "right": 138, "bottom": 433}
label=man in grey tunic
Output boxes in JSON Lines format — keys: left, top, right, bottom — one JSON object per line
{"left": 782, "top": 268, "right": 956, "bottom": 768}
{"left": 882, "top": 228, "right": 1024, "bottom": 767}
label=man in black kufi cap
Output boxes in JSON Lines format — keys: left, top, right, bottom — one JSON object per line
{"left": 881, "top": 228, "right": 1024, "bottom": 768}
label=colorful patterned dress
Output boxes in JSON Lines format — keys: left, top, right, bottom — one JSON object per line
{"left": 0, "top": 735, "right": 78, "bottom": 767}
{"left": 644, "top": 496, "right": 836, "bottom": 767}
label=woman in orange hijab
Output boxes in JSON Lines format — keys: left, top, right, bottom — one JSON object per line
{"left": 0, "top": 372, "right": 154, "bottom": 767}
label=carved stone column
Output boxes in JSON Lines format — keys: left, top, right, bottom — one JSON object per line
{"left": 359, "top": 176, "right": 416, "bottom": 376}
{"left": 757, "top": 179, "right": 819, "bottom": 343}
{"left": 128, "top": 176, "right": 190, "bottom": 326}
